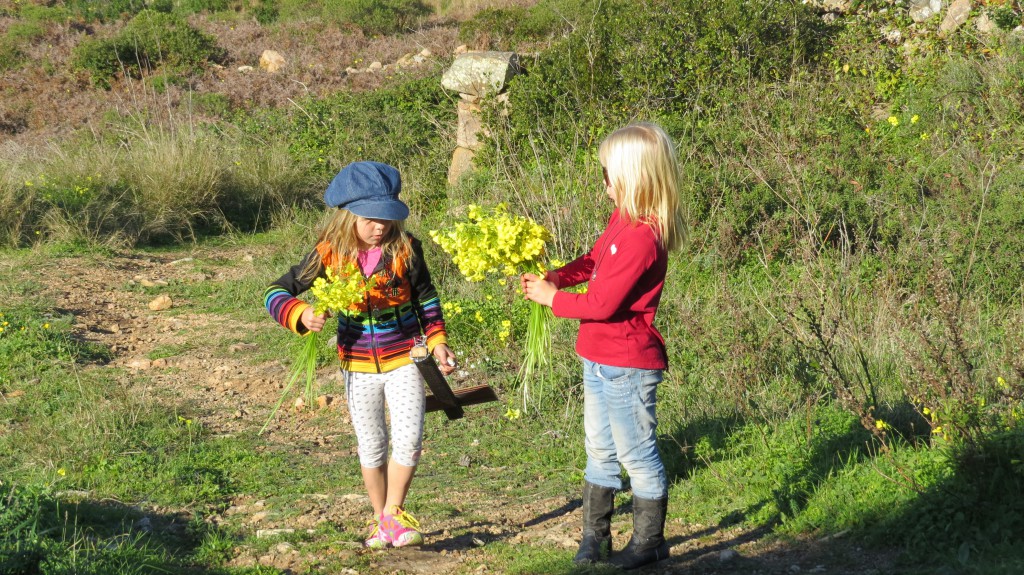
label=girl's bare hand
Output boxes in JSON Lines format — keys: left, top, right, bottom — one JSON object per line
{"left": 522, "top": 275, "right": 557, "bottom": 308}
{"left": 300, "top": 307, "right": 328, "bottom": 332}
{"left": 433, "top": 343, "right": 457, "bottom": 375}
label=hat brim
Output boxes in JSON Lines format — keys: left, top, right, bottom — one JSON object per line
{"left": 346, "top": 199, "right": 409, "bottom": 221}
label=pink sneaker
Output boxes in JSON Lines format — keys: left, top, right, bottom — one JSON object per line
{"left": 364, "top": 514, "right": 389, "bottom": 550}
{"left": 379, "top": 506, "right": 423, "bottom": 548}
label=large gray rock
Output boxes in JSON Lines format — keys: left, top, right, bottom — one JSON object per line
{"left": 441, "top": 51, "right": 521, "bottom": 97}
{"left": 910, "top": 0, "right": 943, "bottom": 22}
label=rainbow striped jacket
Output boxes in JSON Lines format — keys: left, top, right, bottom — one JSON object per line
{"left": 263, "top": 234, "right": 448, "bottom": 374}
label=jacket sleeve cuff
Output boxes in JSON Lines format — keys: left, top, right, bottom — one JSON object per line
{"left": 426, "top": 330, "right": 448, "bottom": 351}
{"left": 287, "top": 301, "right": 311, "bottom": 335}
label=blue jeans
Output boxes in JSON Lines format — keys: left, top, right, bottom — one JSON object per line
{"left": 582, "top": 358, "right": 668, "bottom": 500}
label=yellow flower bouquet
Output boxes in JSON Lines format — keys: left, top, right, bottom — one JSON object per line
{"left": 429, "top": 203, "right": 553, "bottom": 409}
{"left": 260, "top": 262, "right": 375, "bottom": 434}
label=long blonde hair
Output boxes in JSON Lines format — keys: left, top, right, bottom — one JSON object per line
{"left": 598, "top": 122, "right": 686, "bottom": 251}
{"left": 300, "top": 208, "right": 412, "bottom": 280}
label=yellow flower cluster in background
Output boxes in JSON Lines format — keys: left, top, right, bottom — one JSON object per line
{"left": 429, "top": 203, "right": 550, "bottom": 281}
{"left": 310, "top": 261, "right": 375, "bottom": 315}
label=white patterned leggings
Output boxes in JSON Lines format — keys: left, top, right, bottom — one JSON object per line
{"left": 344, "top": 363, "right": 426, "bottom": 468}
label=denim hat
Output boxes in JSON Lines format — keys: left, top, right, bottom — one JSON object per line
{"left": 324, "top": 161, "right": 409, "bottom": 220}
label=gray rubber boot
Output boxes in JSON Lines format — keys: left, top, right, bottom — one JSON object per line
{"left": 573, "top": 482, "right": 616, "bottom": 564}
{"left": 608, "top": 496, "right": 669, "bottom": 570}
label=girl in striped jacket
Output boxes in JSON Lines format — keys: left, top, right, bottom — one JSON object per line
{"left": 264, "top": 161, "right": 456, "bottom": 550}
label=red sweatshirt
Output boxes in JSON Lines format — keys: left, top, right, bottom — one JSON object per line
{"left": 551, "top": 209, "right": 668, "bottom": 370}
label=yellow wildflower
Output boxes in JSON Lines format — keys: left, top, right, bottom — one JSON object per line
{"left": 310, "top": 262, "right": 375, "bottom": 315}
{"left": 430, "top": 204, "right": 551, "bottom": 282}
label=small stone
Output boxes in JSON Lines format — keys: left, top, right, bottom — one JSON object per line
{"left": 127, "top": 358, "right": 152, "bottom": 370}
{"left": 368, "top": 61, "right": 382, "bottom": 71}
{"left": 251, "top": 511, "right": 269, "bottom": 523}
{"left": 140, "top": 279, "right": 156, "bottom": 287}
{"left": 293, "top": 396, "right": 305, "bottom": 410}
{"left": 6, "top": 390, "right": 24, "bottom": 398}
{"left": 148, "top": 295, "right": 172, "bottom": 311}
{"left": 229, "top": 343, "right": 259, "bottom": 353}
{"left": 316, "top": 395, "right": 332, "bottom": 409}
{"left": 256, "top": 528, "right": 295, "bottom": 538}
{"left": 458, "top": 454, "right": 472, "bottom": 467}
{"left": 151, "top": 358, "right": 168, "bottom": 368}
{"left": 259, "top": 50, "right": 286, "bottom": 73}
{"left": 720, "top": 548, "right": 739, "bottom": 562}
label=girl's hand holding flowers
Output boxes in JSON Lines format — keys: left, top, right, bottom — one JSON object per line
{"left": 300, "top": 307, "right": 329, "bottom": 332}
{"left": 521, "top": 273, "right": 557, "bottom": 307}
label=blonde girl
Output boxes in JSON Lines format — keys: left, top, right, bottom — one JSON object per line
{"left": 265, "top": 161, "right": 456, "bottom": 550}
{"left": 522, "top": 123, "right": 685, "bottom": 569}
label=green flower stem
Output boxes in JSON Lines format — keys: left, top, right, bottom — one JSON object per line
{"left": 519, "top": 263, "right": 554, "bottom": 410}
{"left": 260, "top": 330, "right": 320, "bottom": 435}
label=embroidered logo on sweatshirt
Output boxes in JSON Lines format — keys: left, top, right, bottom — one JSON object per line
{"left": 610, "top": 244, "right": 618, "bottom": 255}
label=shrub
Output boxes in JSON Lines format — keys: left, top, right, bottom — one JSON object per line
{"left": 457, "top": 0, "right": 580, "bottom": 50}
{"left": 503, "top": 0, "right": 830, "bottom": 159}
{"left": 238, "top": 75, "right": 455, "bottom": 213}
{"left": 72, "top": 9, "right": 222, "bottom": 89}
{"left": 322, "top": 0, "right": 433, "bottom": 35}
{"left": 59, "top": 0, "right": 150, "bottom": 22}
{"left": 176, "top": 0, "right": 232, "bottom": 15}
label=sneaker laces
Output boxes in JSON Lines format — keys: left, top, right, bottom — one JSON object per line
{"left": 389, "top": 506, "right": 421, "bottom": 529}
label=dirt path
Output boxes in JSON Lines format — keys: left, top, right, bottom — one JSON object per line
{"left": 39, "top": 246, "right": 896, "bottom": 575}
